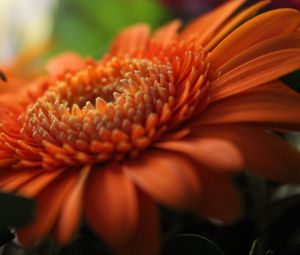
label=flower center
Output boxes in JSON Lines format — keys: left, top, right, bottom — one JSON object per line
{"left": 21, "top": 57, "right": 177, "bottom": 168}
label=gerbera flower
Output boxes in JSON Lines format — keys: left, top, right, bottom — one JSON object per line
{"left": 1, "top": 0, "right": 300, "bottom": 254}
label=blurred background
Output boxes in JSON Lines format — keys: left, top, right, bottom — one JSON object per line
{"left": 0, "top": 0, "right": 172, "bottom": 62}
{"left": 0, "top": 0, "right": 57, "bottom": 61}
{"left": 1, "top": 0, "right": 300, "bottom": 61}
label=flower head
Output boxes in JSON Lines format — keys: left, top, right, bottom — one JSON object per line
{"left": 1, "top": 1, "right": 300, "bottom": 254}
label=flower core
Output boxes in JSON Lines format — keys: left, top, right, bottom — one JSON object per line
{"left": 3, "top": 42, "right": 210, "bottom": 171}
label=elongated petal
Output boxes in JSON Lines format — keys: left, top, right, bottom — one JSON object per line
{"left": 248, "top": 80, "right": 299, "bottom": 96}
{"left": 12, "top": 42, "right": 52, "bottom": 70}
{"left": 53, "top": 166, "right": 90, "bottom": 244}
{"left": 211, "top": 49, "right": 300, "bottom": 100}
{"left": 110, "top": 24, "right": 150, "bottom": 55}
{"left": 0, "top": 158, "right": 17, "bottom": 168}
{"left": 205, "top": 0, "right": 271, "bottom": 51}
{"left": 152, "top": 143, "right": 242, "bottom": 222}
{"left": 180, "top": 0, "right": 246, "bottom": 45}
{"left": 208, "top": 9, "right": 300, "bottom": 73}
{"left": 124, "top": 150, "right": 202, "bottom": 211}
{"left": 0, "top": 170, "right": 40, "bottom": 192}
{"left": 17, "top": 172, "right": 78, "bottom": 247}
{"left": 217, "top": 33, "right": 300, "bottom": 76}
{"left": 115, "top": 191, "right": 160, "bottom": 255}
{"left": 195, "top": 166, "right": 243, "bottom": 223}
{"left": 17, "top": 170, "right": 62, "bottom": 197}
{"left": 152, "top": 19, "right": 181, "bottom": 46}
{"left": 84, "top": 163, "right": 138, "bottom": 246}
{"left": 47, "top": 52, "right": 86, "bottom": 77}
{"left": 155, "top": 138, "right": 243, "bottom": 173}
{"left": 198, "top": 92, "right": 300, "bottom": 130}
{"left": 190, "top": 125, "right": 300, "bottom": 183}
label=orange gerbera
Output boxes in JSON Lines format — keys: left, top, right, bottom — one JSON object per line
{"left": 1, "top": 0, "right": 300, "bottom": 254}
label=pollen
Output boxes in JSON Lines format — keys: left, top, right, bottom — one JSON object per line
{"left": 19, "top": 57, "right": 177, "bottom": 168}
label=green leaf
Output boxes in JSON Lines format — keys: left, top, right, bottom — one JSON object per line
{"left": 52, "top": 0, "right": 172, "bottom": 57}
{"left": 163, "top": 234, "right": 225, "bottom": 255}
{"left": 0, "top": 192, "right": 35, "bottom": 228}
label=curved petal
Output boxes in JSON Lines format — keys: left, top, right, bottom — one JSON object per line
{"left": 247, "top": 80, "right": 299, "bottom": 96}
{"left": 0, "top": 158, "right": 18, "bottom": 168}
{"left": 180, "top": 0, "right": 246, "bottom": 45}
{"left": 84, "top": 163, "right": 138, "bottom": 246}
{"left": 155, "top": 137, "right": 244, "bottom": 173}
{"left": 205, "top": 0, "right": 271, "bottom": 51}
{"left": 123, "top": 150, "right": 202, "bottom": 211}
{"left": 17, "top": 171, "right": 78, "bottom": 247}
{"left": 0, "top": 169, "right": 40, "bottom": 193}
{"left": 53, "top": 166, "right": 90, "bottom": 244}
{"left": 195, "top": 166, "right": 244, "bottom": 223}
{"left": 46, "top": 52, "right": 86, "bottom": 78}
{"left": 217, "top": 33, "right": 300, "bottom": 76}
{"left": 198, "top": 92, "right": 300, "bottom": 130}
{"left": 11, "top": 41, "right": 52, "bottom": 73}
{"left": 210, "top": 49, "right": 300, "bottom": 100}
{"left": 115, "top": 190, "right": 160, "bottom": 255}
{"left": 110, "top": 24, "right": 150, "bottom": 56}
{"left": 17, "top": 170, "right": 62, "bottom": 197}
{"left": 152, "top": 19, "right": 181, "bottom": 46}
{"left": 208, "top": 9, "right": 300, "bottom": 73}
{"left": 190, "top": 125, "right": 300, "bottom": 183}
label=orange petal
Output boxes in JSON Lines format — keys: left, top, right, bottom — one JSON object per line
{"left": 114, "top": 190, "right": 160, "bottom": 255}
{"left": 208, "top": 9, "right": 300, "bottom": 73}
{"left": 11, "top": 41, "right": 53, "bottom": 73}
{"left": 205, "top": 0, "right": 271, "bottom": 51}
{"left": 152, "top": 19, "right": 181, "bottom": 46}
{"left": 0, "top": 158, "right": 18, "bottom": 168}
{"left": 124, "top": 150, "right": 202, "bottom": 211}
{"left": 17, "top": 170, "right": 62, "bottom": 197}
{"left": 195, "top": 166, "right": 244, "bottom": 223}
{"left": 47, "top": 52, "right": 85, "bottom": 77}
{"left": 217, "top": 33, "right": 300, "bottom": 76}
{"left": 0, "top": 169, "right": 40, "bottom": 193}
{"left": 155, "top": 137, "right": 244, "bottom": 173}
{"left": 17, "top": 171, "right": 78, "bottom": 247}
{"left": 53, "top": 166, "right": 90, "bottom": 244}
{"left": 190, "top": 125, "right": 300, "bottom": 183}
{"left": 198, "top": 92, "right": 300, "bottom": 130}
{"left": 110, "top": 24, "right": 150, "bottom": 55}
{"left": 210, "top": 49, "right": 300, "bottom": 100}
{"left": 180, "top": 0, "right": 246, "bottom": 45}
{"left": 84, "top": 163, "right": 138, "bottom": 246}
{"left": 248, "top": 80, "right": 299, "bottom": 96}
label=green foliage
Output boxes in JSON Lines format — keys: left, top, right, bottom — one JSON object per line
{"left": 0, "top": 192, "right": 35, "bottom": 228}
{"left": 52, "top": 0, "right": 172, "bottom": 57}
